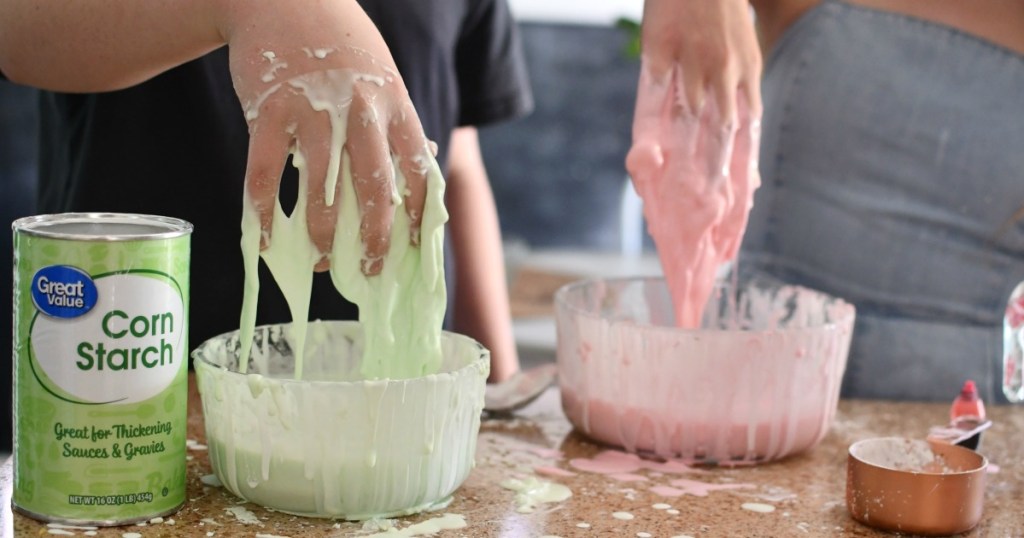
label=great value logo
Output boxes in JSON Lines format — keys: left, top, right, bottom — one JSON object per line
{"left": 31, "top": 265, "right": 99, "bottom": 318}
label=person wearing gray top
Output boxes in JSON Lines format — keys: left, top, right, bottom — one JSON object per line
{"left": 745, "top": 0, "right": 1024, "bottom": 402}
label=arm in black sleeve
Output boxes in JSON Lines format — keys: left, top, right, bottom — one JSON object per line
{"left": 456, "top": 0, "right": 534, "bottom": 127}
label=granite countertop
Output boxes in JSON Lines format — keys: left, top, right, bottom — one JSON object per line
{"left": 3, "top": 374, "right": 1023, "bottom": 538}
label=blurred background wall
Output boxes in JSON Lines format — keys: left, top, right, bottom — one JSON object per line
{"left": 484, "top": 1, "right": 644, "bottom": 252}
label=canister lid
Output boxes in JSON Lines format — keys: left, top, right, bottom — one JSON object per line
{"left": 13, "top": 213, "right": 193, "bottom": 241}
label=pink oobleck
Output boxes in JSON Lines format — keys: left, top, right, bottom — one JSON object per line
{"left": 527, "top": 447, "right": 564, "bottom": 460}
{"left": 568, "top": 450, "right": 699, "bottom": 476}
{"left": 626, "top": 60, "right": 761, "bottom": 329}
{"left": 555, "top": 278, "right": 855, "bottom": 463}
{"left": 564, "top": 449, "right": 755, "bottom": 499}
{"left": 609, "top": 473, "right": 649, "bottom": 483}
{"left": 534, "top": 466, "right": 576, "bottom": 478}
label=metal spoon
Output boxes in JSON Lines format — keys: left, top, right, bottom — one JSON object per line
{"left": 484, "top": 363, "right": 557, "bottom": 416}
{"left": 927, "top": 419, "right": 992, "bottom": 451}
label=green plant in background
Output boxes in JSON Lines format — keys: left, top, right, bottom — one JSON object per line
{"left": 616, "top": 17, "right": 642, "bottom": 59}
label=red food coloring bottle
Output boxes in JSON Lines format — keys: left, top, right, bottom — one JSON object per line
{"left": 950, "top": 380, "right": 987, "bottom": 450}
{"left": 950, "top": 380, "right": 986, "bottom": 423}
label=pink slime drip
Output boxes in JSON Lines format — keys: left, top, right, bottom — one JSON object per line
{"left": 609, "top": 473, "right": 649, "bottom": 482}
{"left": 651, "top": 479, "right": 755, "bottom": 498}
{"left": 570, "top": 450, "right": 645, "bottom": 474}
{"left": 527, "top": 447, "right": 564, "bottom": 459}
{"left": 626, "top": 61, "right": 761, "bottom": 327}
{"left": 569, "top": 450, "right": 700, "bottom": 475}
{"left": 534, "top": 466, "right": 576, "bottom": 478}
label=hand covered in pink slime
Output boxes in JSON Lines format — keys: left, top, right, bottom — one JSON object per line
{"left": 225, "top": 0, "right": 433, "bottom": 275}
{"left": 626, "top": 0, "right": 762, "bottom": 327}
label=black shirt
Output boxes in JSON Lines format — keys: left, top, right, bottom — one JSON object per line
{"left": 33, "top": 0, "right": 533, "bottom": 350}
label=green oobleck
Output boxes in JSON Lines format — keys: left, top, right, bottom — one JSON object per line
{"left": 193, "top": 321, "right": 489, "bottom": 520}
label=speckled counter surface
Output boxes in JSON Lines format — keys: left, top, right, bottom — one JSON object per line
{"left": 4, "top": 376, "right": 1023, "bottom": 538}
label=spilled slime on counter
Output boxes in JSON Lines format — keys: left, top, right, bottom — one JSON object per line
{"left": 626, "top": 60, "right": 760, "bottom": 328}
{"left": 500, "top": 477, "right": 573, "bottom": 513}
{"left": 362, "top": 513, "right": 467, "bottom": 537}
{"left": 741, "top": 502, "right": 776, "bottom": 513}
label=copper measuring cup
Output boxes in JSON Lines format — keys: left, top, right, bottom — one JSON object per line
{"left": 846, "top": 437, "right": 987, "bottom": 535}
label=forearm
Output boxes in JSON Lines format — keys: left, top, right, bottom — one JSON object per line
{"left": 446, "top": 127, "right": 520, "bottom": 382}
{"left": 0, "top": 0, "right": 378, "bottom": 93}
{"left": 0, "top": 0, "right": 225, "bottom": 91}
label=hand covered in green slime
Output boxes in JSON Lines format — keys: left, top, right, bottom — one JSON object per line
{"left": 224, "top": 0, "right": 432, "bottom": 275}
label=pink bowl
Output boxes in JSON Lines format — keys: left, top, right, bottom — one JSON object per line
{"left": 555, "top": 276, "right": 855, "bottom": 464}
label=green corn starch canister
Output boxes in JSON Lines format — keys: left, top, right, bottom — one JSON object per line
{"left": 12, "top": 213, "right": 192, "bottom": 526}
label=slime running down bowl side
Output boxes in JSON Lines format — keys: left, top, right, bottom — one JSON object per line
{"left": 192, "top": 321, "right": 489, "bottom": 520}
{"left": 555, "top": 277, "right": 855, "bottom": 464}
